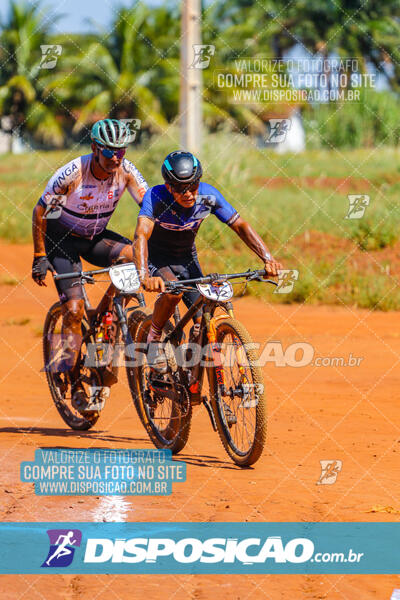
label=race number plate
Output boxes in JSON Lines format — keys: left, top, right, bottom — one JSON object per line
{"left": 196, "top": 281, "right": 233, "bottom": 302}
{"left": 109, "top": 263, "right": 140, "bottom": 293}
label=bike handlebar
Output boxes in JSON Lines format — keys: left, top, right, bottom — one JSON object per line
{"left": 53, "top": 267, "right": 111, "bottom": 281}
{"left": 164, "top": 269, "right": 278, "bottom": 290}
{"left": 53, "top": 266, "right": 279, "bottom": 289}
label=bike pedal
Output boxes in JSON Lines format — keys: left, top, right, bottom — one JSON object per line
{"left": 223, "top": 402, "right": 237, "bottom": 427}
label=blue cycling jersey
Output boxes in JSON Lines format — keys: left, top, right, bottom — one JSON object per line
{"left": 138, "top": 182, "right": 239, "bottom": 257}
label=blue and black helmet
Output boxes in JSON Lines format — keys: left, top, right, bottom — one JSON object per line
{"left": 161, "top": 151, "right": 203, "bottom": 185}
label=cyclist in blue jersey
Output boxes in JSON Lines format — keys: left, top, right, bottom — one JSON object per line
{"left": 32, "top": 119, "right": 148, "bottom": 411}
{"left": 133, "top": 150, "right": 282, "bottom": 371}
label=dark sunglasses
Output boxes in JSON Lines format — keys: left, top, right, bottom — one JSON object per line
{"left": 169, "top": 181, "right": 199, "bottom": 194}
{"left": 96, "top": 144, "right": 126, "bottom": 159}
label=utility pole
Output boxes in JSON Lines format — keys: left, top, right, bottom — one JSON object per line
{"left": 180, "top": 0, "right": 202, "bottom": 154}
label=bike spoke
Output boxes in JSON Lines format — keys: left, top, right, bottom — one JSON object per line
{"left": 218, "top": 332, "right": 259, "bottom": 455}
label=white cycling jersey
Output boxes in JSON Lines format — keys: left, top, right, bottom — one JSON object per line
{"left": 39, "top": 154, "right": 148, "bottom": 238}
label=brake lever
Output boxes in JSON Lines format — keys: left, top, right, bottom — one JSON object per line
{"left": 246, "top": 273, "right": 279, "bottom": 285}
{"left": 70, "top": 274, "right": 95, "bottom": 287}
{"left": 247, "top": 274, "right": 264, "bottom": 282}
{"left": 165, "top": 282, "right": 182, "bottom": 294}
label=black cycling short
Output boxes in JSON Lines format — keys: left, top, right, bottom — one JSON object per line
{"left": 148, "top": 250, "right": 203, "bottom": 313}
{"left": 45, "top": 221, "right": 131, "bottom": 303}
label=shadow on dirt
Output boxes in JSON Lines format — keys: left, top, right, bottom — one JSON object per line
{"left": 0, "top": 426, "right": 146, "bottom": 444}
{"left": 0, "top": 428, "right": 243, "bottom": 469}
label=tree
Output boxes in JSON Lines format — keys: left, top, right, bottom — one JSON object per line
{"left": 0, "top": 0, "right": 64, "bottom": 148}
{"left": 51, "top": 3, "right": 170, "bottom": 138}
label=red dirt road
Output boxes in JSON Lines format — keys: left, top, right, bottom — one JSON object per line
{"left": 1, "top": 242, "right": 400, "bottom": 598}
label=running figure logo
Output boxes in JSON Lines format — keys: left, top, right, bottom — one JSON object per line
{"left": 39, "top": 45, "right": 62, "bottom": 69}
{"left": 44, "top": 333, "right": 81, "bottom": 373}
{"left": 346, "top": 194, "right": 370, "bottom": 219}
{"left": 266, "top": 119, "right": 292, "bottom": 144}
{"left": 317, "top": 460, "right": 342, "bottom": 485}
{"left": 41, "top": 529, "right": 82, "bottom": 567}
{"left": 190, "top": 44, "right": 215, "bottom": 69}
{"left": 120, "top": 118, "right": 142, "bottom": 142}
{"left": 274, "top": 269, "right": 299, "bottom": 294}
{"left": 43, "top": 195, "right": 66, "bottom": 219}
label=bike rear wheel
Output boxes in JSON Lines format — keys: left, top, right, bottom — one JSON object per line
{"left": 207, "top": 317, "right": 266, "bottom": 466}
{"left": 127, "top": 315, "right": 192, "bottom": 454}
{"left": 43, "top": 302, "right": 101, "bottom": 430}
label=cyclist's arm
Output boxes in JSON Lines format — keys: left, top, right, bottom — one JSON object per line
{"left": 123, "top": 159, "right": 149, "bottom": 207}
{"left": 32, "top": 202, "right": 47, "bottom": 256}
{"left": 229, "top": 216, "right": 282, "bottom": 275}
{"left": 133, "top": 217, "right": 165, "bottom": 292}
{"left": 34, "top": 158, "right": 78, "bottom": 256}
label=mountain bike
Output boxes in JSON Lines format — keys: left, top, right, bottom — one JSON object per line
{"left": 43, "top": 262, "right": 148, "bottom": 430}
{"left": 129, "top": 269, "right": 277, "bottom": 467}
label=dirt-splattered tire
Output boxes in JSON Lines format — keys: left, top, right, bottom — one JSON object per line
{"left": 207, "top": 317, "right": 266, "bottom": 467}
{"left": 43, "top": 302, "right": 100, "bottom": 430}
{"left": 126, "top": 306, "right": 153, "bottom": 342}
{"left": 126, "top": 314, "right": 192, "bottom": 454}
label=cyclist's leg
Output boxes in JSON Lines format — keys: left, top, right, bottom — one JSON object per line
{"left": 147, "top": 264, "right": 183, "bottom": 343}
{"left": 142, "top": 262, "right": 184, "bottom": 372}
{"left": 81, "top": 229, "right": 133, "bottom": 313}
{"left": 168, "top": 257, "right": 204, "bottom": 340}
{"left": 45, "top": 226, "right": 87, "bottom": 378}
{"left": 179, "top": 256, "right": 204, "bottom": 332}
{"left": 147, "top": 254, "right": 204, "bottom": 342}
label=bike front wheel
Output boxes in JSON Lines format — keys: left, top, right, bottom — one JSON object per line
{"left": 43, "top": 302, "right": 101, "bottom": 430}
{"left": 127, "top": 315, "right": 192, "bottom": 454}
{"left": 207, "top": 317, "right": 267, "bottom": 467}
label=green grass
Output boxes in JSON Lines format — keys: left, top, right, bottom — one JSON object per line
{"left": 3, "top": 317, "right": 31, "bottom": 326}
{"left": 1, "top": 130, "right": 400, "bottom": 309}
{"left": 0, "top": 275, "right": 19, "bottom": 286}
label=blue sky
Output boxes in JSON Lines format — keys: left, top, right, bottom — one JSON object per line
{"left": 0, "top": 0, "right": 389, "bottom": 90}
{"left": 0, "top": 0, "right": 163, "bottom": 33}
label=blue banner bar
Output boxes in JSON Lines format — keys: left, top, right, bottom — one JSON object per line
{"left": 0, "top": 522, "right": 398, "bottom": 574}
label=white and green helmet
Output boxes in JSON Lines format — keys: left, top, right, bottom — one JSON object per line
{"left": 90, "top": 119, "right": 130, "bottom": 148}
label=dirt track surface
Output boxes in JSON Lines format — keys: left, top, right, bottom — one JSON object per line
{"left": 1, "top": 241, "right": 400, "bottom": 598}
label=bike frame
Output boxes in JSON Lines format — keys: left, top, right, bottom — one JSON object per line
{"left": 162, "top": 293, "right": 233, "bottom": 397}
{"left": 157, "top": 270, "right": 278, "bottom": 405}
{"left": 54, "top": 268, "right": 147, "bottom": 366}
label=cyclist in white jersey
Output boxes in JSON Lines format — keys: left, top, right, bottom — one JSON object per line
{"left": 32, "top": 119, "right": 148, "bottom": 412}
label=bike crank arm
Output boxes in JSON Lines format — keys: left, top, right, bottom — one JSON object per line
{"left": 202, "top": 395, "right": 217, "bottom": 431}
